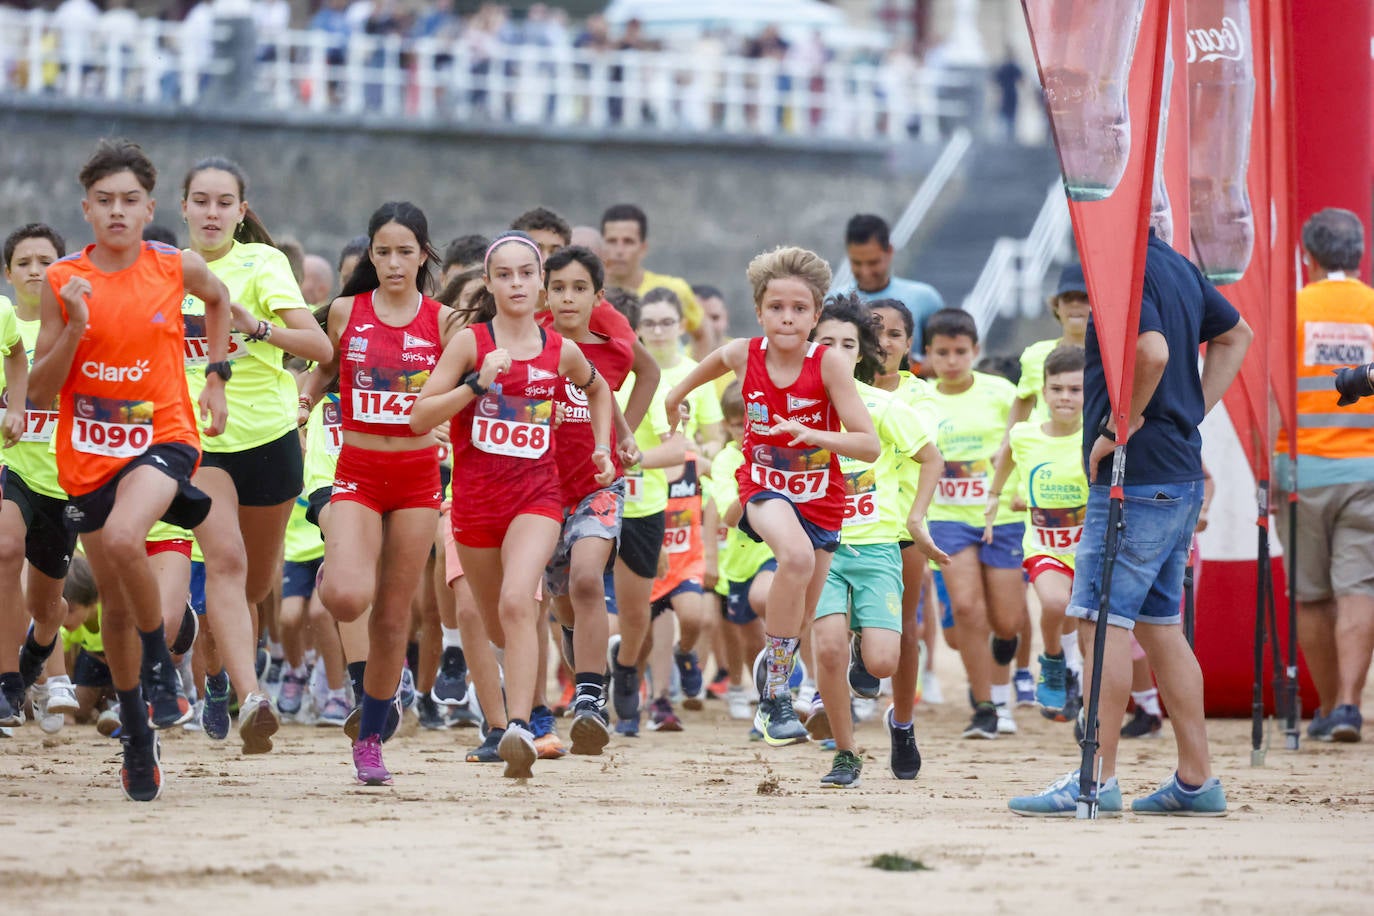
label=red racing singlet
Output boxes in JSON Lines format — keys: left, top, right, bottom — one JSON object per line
{"left": 652, "top": 453, "right": 704, "bottom": 600}
{"left": 47, "top": 242, "right": 198, "bottom": 496}
{"left": 554, "top": 332, "right": 634, "bottom": 508}
{"left": 338, "top": 291, "right": 443, "bottom": 437}
{"left": 452, "top": 321, "right": 563, "bottom": 501}
{"left": 736, "top": 337, "right": 844, "bottom": 531}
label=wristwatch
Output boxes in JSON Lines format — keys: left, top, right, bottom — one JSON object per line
{"left": 205, "top": 360, "right": 233, "bottom": 382}
{"left": 463, "top": 371, "right": 487, "bottom": 396}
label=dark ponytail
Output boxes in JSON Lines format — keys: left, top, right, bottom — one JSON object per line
{"left": 339, "top": 201, "right": 438, "bottom": 299}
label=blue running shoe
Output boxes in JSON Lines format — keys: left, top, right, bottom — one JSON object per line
{"left": 1327, "top": 704, "right": 1363, "bottom": 743}
{"left": 530, "top": 704, "right": 556, "bottom": 739}
{"left": 1013, "top": 667, "right": 1036, "bottom": 708}
{"left": 201, "top": 671, "right": 231, "bottom": 741}
{"left": 614, "top": 717, "right": 640, "bottom": 737}
{"left": 1131, "top": 773, "right": 1228, "bottom": 816}
{"left": 753, "top": 694, "right": 808, "bottom": 747}
{"left": 1035, "top": 653, "right": 1068, "bottom": 719}
{"left": 674, "top": 646, "right": 703, "bottom": 709}
{"left": 1008, "top": 770, "right": 1122, "bottom": 817}
{"left": 1307, "top": 710, "right": 1334, "bottom": 740}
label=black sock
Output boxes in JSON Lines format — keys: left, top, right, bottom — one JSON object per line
{"left": 138, "top": 625, "right": 169, "bottom": 676}
{"left": 24, "top": 630, "right": 57, "bottom": 662}
{"left": 116, "top": 686, "right": 151, "bottom": 738}
{"left": 347, "top": 661, "right": 366, "bottom": 703}
{"left": 508, "top": 717, "right": 529, "bottom": 732}
{"left": 1176, "top": 774, "right": 1204, "bottom": 793}
{"left": 405, "top": 641, "right": 420, "bottom": 676}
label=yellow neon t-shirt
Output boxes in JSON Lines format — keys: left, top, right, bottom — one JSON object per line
{"left": 1010, "top": 420, "right": 1088, "bottom": 566}
{"left": 927, "top": 371, "right": 1021, "bottom": 527}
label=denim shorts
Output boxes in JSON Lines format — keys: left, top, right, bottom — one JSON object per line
{"left": 1067, "top": 481, "right": 1203, "bottom": 630}
{"left": 928, "top": 520, "right": 1024, "bottom": 569}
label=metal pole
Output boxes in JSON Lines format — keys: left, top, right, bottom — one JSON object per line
{"left": 1284, "top": 475, "right": 1301, "bottom": 750}
{"left": 1076, "top": 445, "right": 1126, "bottom": 820}
{"left": 1251, "top": 484, "right": 1267, "bottom": 766}
{"left": 1183, "top": 553, "right": 1196, "bottom": 649}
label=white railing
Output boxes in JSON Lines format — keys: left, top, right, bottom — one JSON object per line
{"left": 830, "top": 126, "right": 973, "bottom": 292}
{"left": 0, "top": 10, "right": 972, "bottom": 143}
{"left": 962, "top": 180, "right": 1073, "bottom": 336}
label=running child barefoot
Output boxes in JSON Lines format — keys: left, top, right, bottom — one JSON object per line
{"left": 664, "top": 247, "right": 879, "bottom": 747}
{"left": 411, "top": 231, "right": 615, "bottom": 778}
{"left": 808, "top": 294, "right": 946, "bottom": 787}
{"left": 984, "top": 345, "right": 1087, "bottom": 722}
{"left": 30, "top": 138, "right": 235, "bottom": 801}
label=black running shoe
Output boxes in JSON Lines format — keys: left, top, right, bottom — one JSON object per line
{"left": 885, "top": 705, "right": 922, "bottom": 780}
{"left": 611, "top": 659, "right": 641, "bottom": 723}
{"left": 466, "top": 726, "right": 504, "bottom": 763}
{"left": 569, "top": 697, "right": 611, "bottom": 756}
{"left": 847, "top": 633, "right": 881, "bottom": 700}
{"left": 431, "top": 646, "right": 468, "bottom": 706}
{"left": 990, "top": 634, "right": 1020, "bottom": 667}
{"left": 820, "top": 749, "right": 862, "bottom": 788}
{"left": 169, "top": 602, "right": 199, "bottom": 656}
{"left": 1120, "top": 706, "right": 1163, "bottom": 739}
{"left": 754, "top": 693, "right": 808, "bottom": 747}
{"left": 0, "top": 686, "right": 20, "bottom": 728}
{"left": 417, "top": 693, "right": 447, "bottom": 730}
{"left": 143, "top": 657, "right": 193, "bottom": 729}
{"left": 962, "top": 701, "right": 998, "bottom": 739}
{"left": 120, "top": 731, "right": 163, "bottom": 802}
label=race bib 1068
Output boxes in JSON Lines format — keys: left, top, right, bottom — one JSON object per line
{"left": 472, "top": 392, "right": 551, "bottom": 459}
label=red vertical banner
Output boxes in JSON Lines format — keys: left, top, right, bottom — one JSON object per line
{"left": 1022, "top": 0, "right": 1171, "bottom": 434}
{"left": 1158, "top": 0, "right": 1191, "bottom": 256}
{"left": 1189, "top": 0, "right": 1270, "bottom": 477}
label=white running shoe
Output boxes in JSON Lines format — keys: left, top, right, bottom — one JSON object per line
{"left": 498, "top": 723, "right": 537, "bottom": 778}
{"left": 996, "top": 702, "right": 1018, "bottom": 735}
{"left": 923, "top": 671, "right": 945, "bottom": 705}
{"left": 45, "top": 675, "right": 79, "bottom": 713}
{"left": 238, "top": 691, "right": 280, "bottom": 754}
{"left": 30, "top": 683, "right": 64, "bottom": 735}
{"left": 726, "top": 685, "right": 753, "bottom": 720}
{"left": 852, "top": 696, "right": 878, "bottom": 724}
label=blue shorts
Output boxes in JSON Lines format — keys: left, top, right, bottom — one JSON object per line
{"left": 725, "top": 558, "right": 778, "bottom": 625}
{"left": 934, "top": 569, "right": 953, "bottom": 629}
{"left": 928, "top": 520, "right": 1024, "bottom": 570}
{"left": 1067, "top": 481, "right": 1203, "bottom": 630}
{"left": 740, "top": 493, "right": 840, "bottom": 553}
{"left": 651, "top": 580, "right": 703, "bottom": 619}
{"left": 283, "top": 557, "right": 323, "bottom": 601}
{"left": 189, "top": 560, "right": 207, "bottom": 617}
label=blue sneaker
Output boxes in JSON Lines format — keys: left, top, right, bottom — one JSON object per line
{"left": 1008, "top": 770, "right": 1122, "bottom": 817}
{"left": 1035, "top": 654, "right": 1068, "bottom": 719}
{"left": 1307, "top": 710, "right": 1334, "bottom": 740}
{"left": 201, "top": 671, "right": 231, "bottom": 741}
{"left": 614, "top": 717, "right": 640, "bottom": 737}
{"left": 530, "top": 704, "right": 556, "bottom": 739}
{"left": 1131, "top": 773, "right": 1228, "bottom": 816}
{"left": 1013, "top": 667, "right": 1036, "bottom": 708}
{"left": 674, "top": 646, "right": 703, "bottom": 708}
{"left": 1327, "top": 704, "right": 1362, "bottom": 743}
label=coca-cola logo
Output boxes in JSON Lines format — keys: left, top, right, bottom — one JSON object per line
{"left": 1186, "top": 16, "right": 1246, "bottom": 63}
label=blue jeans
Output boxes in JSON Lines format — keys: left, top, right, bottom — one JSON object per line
{"left": 1067, "top": 481, "right": 1203, "bottom": 630}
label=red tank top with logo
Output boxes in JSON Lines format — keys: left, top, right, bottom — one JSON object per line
{"left": 46, "top": 242, "right": 197, "bottom": 496}
{"left": 338, "top": 290, "right": 443, "bottom": 437}
{"left": 554, "top": 332, "right": 634, "bottom": 508}
{"left": 652, "top": 453, "right": 704, "bottom": 599}
{"left": 737, "top": 337, "right": 844, "bottom": 531}
{"left": 452, "top": 321, "right": 563, "bottom": 499}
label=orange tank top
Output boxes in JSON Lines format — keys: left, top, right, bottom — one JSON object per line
{"left": 46, "top": 242, "right": 199, "bottom": 496}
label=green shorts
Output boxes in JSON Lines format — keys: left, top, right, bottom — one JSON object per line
{"left": 815, "top": 542, "right": 903, "bottom": 633}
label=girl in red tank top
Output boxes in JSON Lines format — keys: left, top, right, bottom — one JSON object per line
{"left": 411, "top": 231, "right": 615, "bottom": 778}
{"left": 298, "top": 202, "right": 459, "bottom": 787}
{"left": 662, "top": 247, "right": 879, "bottom": 748}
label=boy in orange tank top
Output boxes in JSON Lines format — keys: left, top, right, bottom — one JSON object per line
{"left": 30, "top": 139, "right": 238, "bottom": 802}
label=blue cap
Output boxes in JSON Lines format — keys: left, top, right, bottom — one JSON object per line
{"left": 1055, "top": 263, "right": 1087, "bottom": 297}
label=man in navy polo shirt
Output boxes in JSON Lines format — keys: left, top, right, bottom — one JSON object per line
{"left": 1010, "top": 231, "right": 1252, "bottom": 817}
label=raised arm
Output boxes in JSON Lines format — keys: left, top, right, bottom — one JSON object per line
{"left": 623, "top": 339, "right": 661, "bottom": 431}
{"left": 30, "top": 276, "right": 87, "bottom": 409}
{"left": 410, "top": 327, "right": 484, "bottom": 435}
{"left": 182, "top": 251, "right": 234, "bottom": 437}
{"left": 772, "top": 348, "right": 880, "bottom": 462}
{"left": 665, "top": 338, "right": 746, "bottom": 434}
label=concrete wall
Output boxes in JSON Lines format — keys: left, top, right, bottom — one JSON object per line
{"left": 0, "top": 102, "right": 930, "bottom": 333}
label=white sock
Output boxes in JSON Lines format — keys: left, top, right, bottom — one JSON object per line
{"left": 267, "top": 640, "right": 284, "bottom": 659}
{"left": 1063, "top": 639, "right": 1084, "bottom": 676}
{"left": 442, "top": 626, "right": 463, "bottom": 650}
{"left": 1132, "top": 688, "right": 1162, "bottom": 717}
{"left": 991, "top": 683, "right": 1011, "bottom": 706}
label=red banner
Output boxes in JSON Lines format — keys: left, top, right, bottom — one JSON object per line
{"left": 1023, "top": 0, "right": 1171, "bottom": 441}
{"left": 1267, "top": 0, "right": 1297, "bottom": 456}
{"left": 1161, "top": 0, "right": 1191, "bottom": 256}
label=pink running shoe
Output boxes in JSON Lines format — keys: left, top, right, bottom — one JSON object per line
{"left": 352, "top": 735, "right": 393, "bottom": 786}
